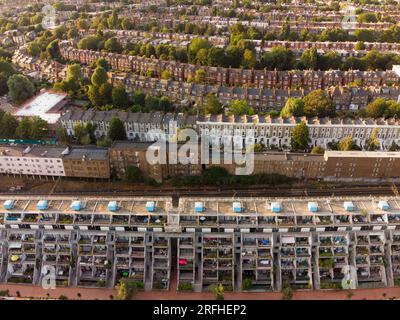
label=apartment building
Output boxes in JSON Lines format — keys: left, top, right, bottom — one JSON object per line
{"left": 62, "top": 147, "right": 110, "bottom": 179}
{"left": 58, "top": 42, "right": 400, "bottom": 90}
{"left": 197, "top": 114, "right": 400, "bottom": 150}
{"left": 0, "top": 146, "right": 67, "bottom": 178}
{"left": 0, "top": 196, "right": 400, "bottom": 291}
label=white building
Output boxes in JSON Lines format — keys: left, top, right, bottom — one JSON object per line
{"left": 14, "top": 90, "right": 68, "bottom": 124}
{"left": 0, "top": 145, "right": 67, "bottom": 177}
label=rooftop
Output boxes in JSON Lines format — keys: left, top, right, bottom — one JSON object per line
{"left": 14, "top": 90, "right": 68, "bottom": 124}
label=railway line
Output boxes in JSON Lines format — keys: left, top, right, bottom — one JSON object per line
{"left": 0, "top": 184, "right": 397, "bottom": 198}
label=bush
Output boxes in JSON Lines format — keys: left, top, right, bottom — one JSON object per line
{"left": 282, "top": 285, "right": 293, "bottom": 300}
{"left": 178, "top": 283, "right": 194, "bottom": 291}
{"left": 0, "top": 290, "right": 10, "bottom": 297}
{"left": 58, "top": 295, "right": 68, "bottom": 300}
{"left": 242, "top": 278, "right": 253, "bottom": 291}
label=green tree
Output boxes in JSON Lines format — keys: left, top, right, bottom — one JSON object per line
{"left": 107, "top": 117, "right": 127, "bottom": 141}
{"left": 212, "top": 283, "right": 225, "bottom": 300}
{"left": 15, "top": 118, "right": 32, "bottom": 139}
{"left": 46, "top": 40, "right": 60, "bottom": 60}
{"left": 339, "top": 136, "right": 360, "bottom": 151}
{"left": 29, "top": 117, "right": 49, "bottom": 140}
{"left": 0, "top": 59, "right": 16, "bottom": 76}
{"left": 261, "top": 46, "right": 295, "bottom": 70}
{"left": 365, "top": 128, "right": 380, "bottom": 151}
{"left": 280, "top": 98, "right": 305, "bottom": 117}
{"left": 56, "top": 127, "right": 68, "bottom": 144}
{"left": 194, "top": 69, "right": 206, "bottom": 84}
{"left": 389, "top": 141, "right": 400, "bottom": 151}
{"left": 188, "top": 38, "right": 211, "bottom": 63}
{"left": 91, "top": 66, "right": 108, "bottom": 87}
{"left": 355, "top": 41, "right": 366, "bottom": 50}
{"left": 125, "top": 165, "right": 144, "bottom": 183}
{"left": 282, "top": 285, "right": 293, "bottom": 300}
{"left": 0, "top": 113, "right": 18, "bottom": 138}
{"left": 303, "top": 90, "right": 334, "bottom": 117}
{"left": 300, "top": 47, "right": 318, "bottom": 70}
{"left": 161, "top": 70, "right": 171, "bottom": 80}
{"left": 311, "top": 146, "right": 325, "bottom": 154}
{"left": 112, "top": 85, "right": 130, "bottom": 109}
{"left": 365, "top": 98, "right": 389, "bottom": 118}
{"left": 95, "top": 58, "right": 110, "bottom": 71}
{"left": 291, "top": 123, "right": 310, "bottom": 151}
{"left": 227, "top": 100, "right": 254, "bottom": 116}
{"left": 104, "top": 37, "right": 123, "bottom": 53}
{"left": 73, "top": 123, "right": 87, "bottom": 143}
{"left": 204, "top": 93, "right": 223, "bottom": 115}
{"left": 242, "top": 49, "right": 256, "bottom": 68}
{"left": 7, "top": 74, "right": 35, "bottom": 103}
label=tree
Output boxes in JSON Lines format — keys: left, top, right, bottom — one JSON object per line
{"left": 73, "top": 123, "right": 87, "bottom": 143}
{"left": 7, "top": 74, "right": 35, "bottom": 103}
{"left": 115, "top": 278, "right": 138, "bottom": 300}
{"left": 300, "top": 47, "right": 318, "bottom": 70}
{"left": 191, "top": 69, "right": 205, "bottom": 84}
{"left": 91, "top": 66, "right": 108, "bottom": 87}
{"left": 204, "top": 93, "right": 223, "bottom": 115}
{"left": 56, "top": 127, "right": 68, "bottom": 144}
{"left": 107, "top": 117, "right": 127, "bottom": 141}
{"left": 15, "top": 118, "right": 32, "bottom": 139}
{"left": 339, "top": 136, "right": 360, "bottom": 151}
{"left": 227, "top": 100, "right": 254, "bottom": 116}
{"left": 104, "top": 37, "right": 123, "bottom": 53}
{"left": 303, "top": 90, "right": 334, "bottom": 117}
{"left": 282, "top": 285, "right": 293, "bottom": 300}
{"left": 280, "top": 98, "right": 305, "bottom": 117}
{"left": 0, "top": 113, "right": 18, "bottom": 138}
{"left": 311, "top": 146, "right": 325, "bottom": 154}
{"left": 188, "top": 38, "right": 211, "bottom": 63}
{"left": 291, "top": 123, "right": 310, "bottom": 151}
{"left": 46, "top": 40, "right": 60, "bottom": 60}
{"left": 261, "top": 46, "right": 295, "bottom": 70}
{"left": 112, "top": 85, "right": 130, "bottom": 109}
{"left": 242, "top": 49, "right": 256, "bottom": 68}
{"left": 161, "top": 70, "right": 171, "bottom": 80}
{"left": 365, "top": 98, "right": 389, "bottom": 118}
{"left": 365, "top": 128, "right": 380, "bottom": 151}
{"left": 0, "top": 73, "right": 9, "bottom": 96}
{"left": 212, "top": 283, "right": 225, "bottom": 300}
{"left": 95, "top": 58, "right": 110, "bottom": 71}
{"left": 355, "top": 41, "right": 366, "bottom": 50}
{"left": 389, "top": 141, "right": 400, "bottom": 151}
{"left": 0, "top": 59, "right": 16, "bottom": 77}
{"left": 357, "top": 12, "right": 378, "bottom": 23}
{"left": 30, "top": 117, "right": 49, "bottom": 140}
{"left": 125, "top": 165, "right": 144, "bottom": 183}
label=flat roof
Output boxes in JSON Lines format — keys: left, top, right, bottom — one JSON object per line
{"left": 14, "top": 91, "right": 68, "bottom": 124}
{"left": 324, "top": 151, "right": 400, "bottom": 158}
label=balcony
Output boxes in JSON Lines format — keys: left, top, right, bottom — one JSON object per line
{"left": 58, "top": 214, "right": 73, "bottom": 224}
{"left": 112, "top": 215, "right": 129, "bottom": 225}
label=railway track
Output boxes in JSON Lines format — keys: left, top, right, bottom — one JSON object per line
{"left": 0, "top": 185, "right": 396, "bottom": 198}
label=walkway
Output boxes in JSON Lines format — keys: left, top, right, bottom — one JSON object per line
{"left": 1, "top": 284, "right": 399, "bottom": 300}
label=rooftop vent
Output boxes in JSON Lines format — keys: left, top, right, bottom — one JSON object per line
{"left": 308, "top": 202, "right": 318, "bottom": 212}
{"left": 194, "top": 201, "right": 204, "bottom": 213}
{"left": 270, "top": 202, "right": 281, "bottom": 213}
{"left": 378, "top": 200, "right": 389, "bottom": 211}
{"left": 233, "top": 201, "right": 242, "bottom": 213}
{"left": 37, "top": 200, "right": 48, "bottom": 210}
{"left": 3, "top": 200, "right": 14, "bottom": 210}
{"left": 344, "top": 201, "right": 354, "bottom": 212}
{"left": 146, "top": 201, "right": 155, "bottom": 212}
{"left": 70, "top": 200, "right": 82, "bottom": 211}
{"left": 108, "top": 201, "right": 118, "bottom": 212}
